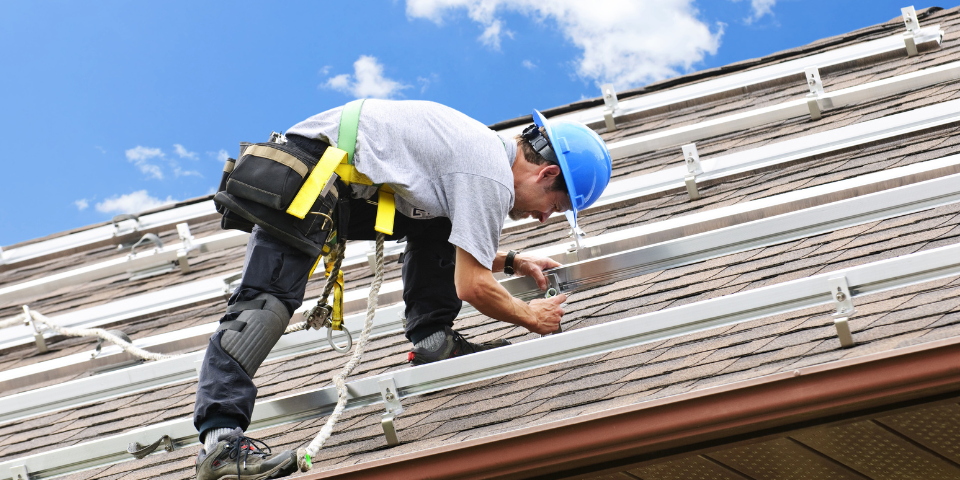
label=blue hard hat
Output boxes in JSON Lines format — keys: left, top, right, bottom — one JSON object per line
{"left": 532, "top": 109, "right": 612, "bottom": 230}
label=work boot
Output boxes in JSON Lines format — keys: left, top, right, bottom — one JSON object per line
{"left": 195, "top": 428, "right": 297, "bottom": 480}
{"left": 408, "top": 326, "right": 511, "bottom": 365}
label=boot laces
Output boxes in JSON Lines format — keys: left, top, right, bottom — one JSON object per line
{"left": 226, "top": 434, "right": 271, "bottom": 477}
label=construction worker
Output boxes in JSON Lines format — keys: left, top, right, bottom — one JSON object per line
{"left": 193, "top": 100, "right": 612, "bottom": 480}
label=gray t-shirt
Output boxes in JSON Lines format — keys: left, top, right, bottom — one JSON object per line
{"left": 287, "top": 100, "right": 517, "bottom": 269}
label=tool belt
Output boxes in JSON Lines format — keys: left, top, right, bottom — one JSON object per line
{"left": 213, "top": 99, "right": 395, "bottom": 330}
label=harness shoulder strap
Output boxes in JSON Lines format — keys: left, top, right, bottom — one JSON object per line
{"left": 336, "top": 99, "right": 395, "bottom": 235}
{"left": 338, "top": 99, "right": 364, "bottom": 165}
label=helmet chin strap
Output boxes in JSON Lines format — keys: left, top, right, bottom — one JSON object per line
{"left": 522, "top": 124, "right": 559, "bottom": 164}
{"left": 565, "top": 211, "right": 585, "bottom": 250}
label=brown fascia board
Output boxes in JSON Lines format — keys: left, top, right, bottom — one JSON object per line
{"left": 301, "top": 336, "right": 960, "bottom": 480}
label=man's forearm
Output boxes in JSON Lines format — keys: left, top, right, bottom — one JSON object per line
{"left": 465, "top": 270, "right": 535, "bottom": 329}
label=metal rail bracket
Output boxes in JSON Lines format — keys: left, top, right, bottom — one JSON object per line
{"left": 902, "top": 6, "right": 921, "bottom": 56}
{"left": 829, "top": 275, "right": 857, "bottom": 348}
{"left": 127, "top": 434, "right": 174, "bottom": 459}
{"left": 682, "top": 143, "right": 703, "bottom": 200}
{"left": 379, "top": 377, "right": 403, "bottom": 446}
{"left": 10, "top": 465, "right": 28, "bottom": 480}
{"left": 804, "top": 66, "right": 824, "bottom": 120}
{"left": 176, "top": 223, "right": 196, "bottom": 274}
{"left": 601, "top": 83, "right": 619, "bottom": 131}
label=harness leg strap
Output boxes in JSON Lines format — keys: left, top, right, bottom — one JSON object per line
{"left": 217, "top": 293, "right": 291, "bottom": 377}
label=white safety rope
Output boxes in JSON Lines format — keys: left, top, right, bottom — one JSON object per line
{"left": 10, "top": 306, "right": 180, "bottom": 362}
{"left": 297, "top": 233, "right": 385, "bottom": 471}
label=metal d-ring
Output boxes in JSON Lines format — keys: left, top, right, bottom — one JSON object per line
{"left": 327, "top": 326, "right": 353, "bottom": 354}
{"left": 308, "top": 211, "right": 334, "bottom": 231}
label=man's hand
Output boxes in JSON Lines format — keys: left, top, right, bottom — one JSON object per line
{"left": 515, "top": 254, "right": 562, "bottom": 290}
{"left": 527, "top": 294, "right": 567, "bottom": 334}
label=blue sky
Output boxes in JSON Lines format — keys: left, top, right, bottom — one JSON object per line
{"left": 0, "top": 0, "right": 939, "bottom": 246}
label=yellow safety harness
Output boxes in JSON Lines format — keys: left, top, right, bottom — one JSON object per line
{"left": 285, "top": 99, "right": 395, "bottom": 332}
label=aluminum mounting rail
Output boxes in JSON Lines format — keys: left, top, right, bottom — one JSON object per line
{"left": 0, "top": 230, "right": 250, "bottom": 309}
{"left": 605, "top": 60, "right": 960, "bottom": 159}
{"left": 503, "top": 95, "right": 960, "bottom": 232}
{"left": 0, "top": 200, "right": 218, "bottom": 269}
{"left": 4, "top": 151, "right": 958, "bottom": 368}
{"left": 495, "top": 22, "right": 945, "bottom": 137}
{"left": 4, "top": 163, "right": 960, "bottom": 427}
{"left": 5, "top": 226, "right": 958, "bottom": 480}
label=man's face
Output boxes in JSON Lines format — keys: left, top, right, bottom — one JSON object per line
{"left": 510, "top": 164, "right": 572, "bottom": 223}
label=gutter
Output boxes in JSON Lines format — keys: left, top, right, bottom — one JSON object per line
{"left": 301, "top": 336, "right": 960, "bottom": 480}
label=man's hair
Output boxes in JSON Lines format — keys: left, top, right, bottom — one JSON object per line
{"left": 515, "top": 126, "right": 568, "bottom": 193}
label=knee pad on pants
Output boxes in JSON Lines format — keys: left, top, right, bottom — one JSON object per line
{"left": 217, "top": 293, "right": 291, "bottom": 377}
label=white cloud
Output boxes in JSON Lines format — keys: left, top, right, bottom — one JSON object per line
{"left": 417, "top": 73, "right": 440, "bottom": 94}
{"left": 744, "top": 0, "right": 775, "bottom": 24}
{"left": 216, "top": 149, "right": 230, "bottom": 162}
{"left": 173, "top": 144, "right": 199, "bottom": 160}
{"left": 522, "top": 59, "right": 537, "bottom": 70}
{"left": 323, "top": 55, "right": 411, "bottom": 99}
{"left": 405, "top": 0, "right": 723, "bottom": 89}
{"left": 95, "top": 190, "right": 178, "bottom": 215}
{"left": 173, "top": 167, "right": 203, "bottom": 178}
{"left": 94, "top": 146, "right": 106, "bottom": 154}
{"left": 74, "top": 199, "right": 89, "bottom": 211}
{"left": 125, "top": 146, "right": 165, "bottom": 180}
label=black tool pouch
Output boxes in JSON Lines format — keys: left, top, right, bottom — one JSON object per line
{"left": 213, "top": 138, "right": 342, "bottom": 258}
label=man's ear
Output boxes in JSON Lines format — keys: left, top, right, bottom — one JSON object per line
{"left": 537, "top": 164, "right": 562, "bottom": 184}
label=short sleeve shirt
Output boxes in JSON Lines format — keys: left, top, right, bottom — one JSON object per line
{"left": 286, "top": 100, "right": 517, "bottom": 269}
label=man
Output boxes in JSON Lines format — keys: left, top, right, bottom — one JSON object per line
{"left": 194, "top": 100, "right": 612, "bottom": 480}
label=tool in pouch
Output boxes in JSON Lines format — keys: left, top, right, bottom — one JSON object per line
{"left": 299, "top": 99, "right": 397, "bottom": 353}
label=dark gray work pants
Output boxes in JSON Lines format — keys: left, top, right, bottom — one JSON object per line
{"left": 193, "top": 195, "right": 461, "bottom": 440}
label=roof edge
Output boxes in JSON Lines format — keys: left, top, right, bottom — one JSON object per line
{"left": 304, "top": 336, "right": 960, "bottom": 480}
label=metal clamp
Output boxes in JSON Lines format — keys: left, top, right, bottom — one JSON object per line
{"left": 111, "top": 213, "right": 140, "bottom": 237}
{"left": 829, "top": 275, "right": 856, "bottom": 348}
{"left": 541, "top": 273, "right": 564, "bottom": 337}
{"left": 804, "top": 66, "right": 824, "bottom": 120}
{"left": 682, "top": 143, "right": 703, "bottom": 201}
{"left": 601, "top": 83, "right": 619, "bottom": 131}
{"left": 10, "top": 465, "right": 28, "bottom": 480}
{"left": 902, "top": 6, "right": 920, "bottom": 56}
{"left": 127, "top": 435, "right": 174, "bottom": 459}
{"left": 92, "top": 329, "right": 132, "bottom": 359}
{"left": 176, "top": 223, "right": 195, "bottom": 274}
{"left": 129, "top": 233, "right": 164, "bottom": 257}
{"left": 222, "top": 272, "right": 243, "bottom": 298}
{"left": 23, "top": 306, "right": 47, "bottom": 354}
{"left": 379, "top": 377, "right": 403, "bottom": 446}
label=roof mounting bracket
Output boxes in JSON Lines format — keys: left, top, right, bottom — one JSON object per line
{"left": 902, "top": 6, "right": 921, "bottom": 56}
{"left": 682, "top": 143, "right": 702, "bottom": 201}
{"left": 0, "top": 246, "right": 6, "bottom": 266}
{"left": 223, "top": 272, "right": 243, "bottom": 298}
{"left": 176, "top": 223, "right": 196, "bottom": 274}
{"left": 601, "top": 83, "right": 619, "bottom": 131}
{"left": 804, "top": 66, "right": 824, "bottom": 120}
{"left": 10, "top": 465, "right": 28, "bottom": 480}
{"left": 829, "top": 275, "right": 856, "bottom": 348}
{"left": 24, "top": 306, "right": 48, "bottom": 354}
{"left": 127, "top": 434, "right": 174, "bottom": 459}
{"left": 111, "top": 213, "right": 140, "bottom": 237}
{"left": 379, "top": 377, "right": 403, "bottom": 446}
